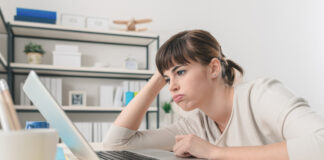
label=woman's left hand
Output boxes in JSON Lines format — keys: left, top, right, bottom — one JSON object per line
{"left": 173, "top": 134, "right": 219, "bottom": 159}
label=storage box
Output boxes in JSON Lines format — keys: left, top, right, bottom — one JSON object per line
{"left": 53, "top": 51, "right": 81, "bottom": 67}
{"left": 86, "top": 17, "right": 109, "bottom": 30}
{"left": 61, "top": 14, "right": 85, "bottom": 28}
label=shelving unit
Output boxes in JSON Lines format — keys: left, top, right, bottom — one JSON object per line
{"left": 0, "top": 8, "right": 161, "bottom": 129}
{"left": 0, "top": 8, "right": 8, "bottom": 73}
{"left": 15, "top": 105, "right": 158, "bottom": 113}
{"left": 10, "top": 63, "right": 155, "bottom": 79}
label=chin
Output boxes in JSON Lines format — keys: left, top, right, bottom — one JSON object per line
{"left": 178, "top": 102, "right": 197, "bottom": 111}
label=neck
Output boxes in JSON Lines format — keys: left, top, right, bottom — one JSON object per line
{"left": 200, "top": 82, "right": 234, "bottom": 131}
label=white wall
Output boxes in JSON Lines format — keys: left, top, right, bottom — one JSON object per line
{"left": 1, "top": 0, "right": 323, "bottom": 118}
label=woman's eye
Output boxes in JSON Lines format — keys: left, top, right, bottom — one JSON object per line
{"left": 177, "top": 70, "right": 185, "bottom": 76}
{"left": 165, "top": 78, "right": 170, "bottom": 84}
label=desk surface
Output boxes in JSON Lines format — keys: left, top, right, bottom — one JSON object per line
{"left": 59, "top": 142, "right": 104, "bottom": 160}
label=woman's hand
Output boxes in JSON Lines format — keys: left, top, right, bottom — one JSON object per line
{"left": 173, "top": 134, "right": 219, "bottom": 159}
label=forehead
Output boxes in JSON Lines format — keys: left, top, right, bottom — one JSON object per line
{"left": 163, "top": 60, "right": 203, "bottom": 76}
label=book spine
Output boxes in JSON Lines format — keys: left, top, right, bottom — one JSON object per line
{"left": 20, "top": 83, "right": 25, "bottom": 105}
{"left": 56, "top": 78, "right": 62, "bottom": 105}
{"left": 99, "top": 85, "right": 114, "bottom": 107}
{"left": 14, "top": 15, "right": 56, "bottom": 24}
{"left": 16, "top": 8, "right": 56, "bottom": 19}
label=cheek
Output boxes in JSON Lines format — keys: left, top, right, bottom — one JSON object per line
{"left": 187, "top": 74, "right": 210, "bottom": 95}
{"left": 180, "top": 75, "right": 210, "bottom": 108}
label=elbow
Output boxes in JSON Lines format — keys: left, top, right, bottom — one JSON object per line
{"left": 101, "top": 124, "right": 137, "bottom": 150}
{"left": 102, "top": 137, "right": 128, "bottom": 151}
{"left": 286, "top": 129, "right": 324, "bottom": 160}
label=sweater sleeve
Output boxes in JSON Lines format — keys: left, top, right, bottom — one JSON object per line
{"left": 102, "top": 115, "right": 200, "bottom": 151}
{"left": 251, "top": 78, "right": 324, "bottom": 160}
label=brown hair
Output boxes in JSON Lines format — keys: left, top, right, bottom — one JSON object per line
{"left": 156, "top": 29, "right": 244, "bottom": 86}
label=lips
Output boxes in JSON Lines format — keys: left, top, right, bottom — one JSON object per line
{"left": 172, "top": 94, "right": 184, "bottom": 103}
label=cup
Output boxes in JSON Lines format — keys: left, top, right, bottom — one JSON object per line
{"left": 0, "top": 129, "right": 59, "bottom": 160}
{"left": 25, "top": 121, "right": 50, "bottom": 129}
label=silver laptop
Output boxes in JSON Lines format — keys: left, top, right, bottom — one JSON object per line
{"left": 23, "top": 71, "right": 200, "bottom": 160}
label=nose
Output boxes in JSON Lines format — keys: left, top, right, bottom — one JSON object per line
{"left": 168, "top": 79, "right": 179, "bottom": 92}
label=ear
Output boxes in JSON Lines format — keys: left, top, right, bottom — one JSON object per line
{"left": 208, "top": 58, "right": 222, "bottom": 79}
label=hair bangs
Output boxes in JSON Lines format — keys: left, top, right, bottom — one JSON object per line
{"left": 156, "top": 38, "right": 197, "bottom": 75}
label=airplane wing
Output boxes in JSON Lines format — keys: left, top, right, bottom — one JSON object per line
{"left": 113, "top": 20, "right": 129, "bottom": 24}
{"left": 134, "top": 19, "right": 152, "bottom": 24}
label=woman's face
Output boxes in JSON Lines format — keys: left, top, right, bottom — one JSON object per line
{"left": 163, "top": 60, "right": 212, "bottom": 111}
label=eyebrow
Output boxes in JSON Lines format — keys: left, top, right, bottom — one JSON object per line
{"left": 163, "top": 65, "right": 182, "bottom": 78}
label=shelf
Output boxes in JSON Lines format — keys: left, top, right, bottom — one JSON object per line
{"left": 10, "top": 21, "right": 159, "bottom": 46}
{"left": 0, "top": 8, "right": 7, "bottom": 34}
{"left": 15, "top": 105, "right": 158, "bottom": 113}
{"left": 11, "top": 63, "right": 154, "bottom": 79}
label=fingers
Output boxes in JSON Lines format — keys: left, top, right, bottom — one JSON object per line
{"left": 173, "top": 135, "right": 192, "bottom": 158}
{"left": 175, "top": 135, "right": 185, "bottom": 142}
{"left": 173, "top": 142, "right": 192, "bottom": 158}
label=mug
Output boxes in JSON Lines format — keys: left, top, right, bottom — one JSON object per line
{"left": 0, "top": 129, "right": 59, "bottom": 160}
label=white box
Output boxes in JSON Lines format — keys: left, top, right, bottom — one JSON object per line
{"left": 53, "top": 51, "right": 81, "bottom": 67}
{"left": 55, "top": 44, "right": 79, "bottom": 52}
{"left": 61, "top": 14, "right": 85, "bottom": 28}
{"left": 86, "top": 17, "right": 109, "bottom": 30}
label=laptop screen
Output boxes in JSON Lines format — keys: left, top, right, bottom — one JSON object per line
{"left": 23, "top": 71, "right": 100, "bottom": 160}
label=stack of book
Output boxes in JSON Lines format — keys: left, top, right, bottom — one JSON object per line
{"left": 14, "top": 8, "right": 57, "bottom": 24}
{"left": 20, "top": 77, "right": 62, "bottom": 105}
{"left": 74, "top": 122, "right": 112, "bottom": 143}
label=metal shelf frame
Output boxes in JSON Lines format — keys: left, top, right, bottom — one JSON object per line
{"left": 1, "top": 13, "right": 161, "bottom": 128}
{"left": 0, "top": 8, "right": 8, "bottom": 72}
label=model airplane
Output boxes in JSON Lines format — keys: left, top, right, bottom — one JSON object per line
{"left": 113, "top": 18, "right": 152, "bottom": 32}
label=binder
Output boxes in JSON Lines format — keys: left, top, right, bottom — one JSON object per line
{"left": 14, "top": 15, "right": 56, "bottom": 24}
{"left": 16, "top": 8, "right": 56, "bottom": 19}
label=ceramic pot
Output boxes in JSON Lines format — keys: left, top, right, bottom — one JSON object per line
{"left": 27, "top": 52, "right": 42, "bottom": 64}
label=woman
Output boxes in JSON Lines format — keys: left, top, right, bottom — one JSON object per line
{"left": 103, "top": 30, "right": 324, "bottom": 160}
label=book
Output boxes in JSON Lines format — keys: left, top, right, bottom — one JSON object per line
{"left": 56, "top": 78, "right": 62, "bottom": 105}
{"left": 113, "top": 87, "right": 123, "bottom": 107}
{"left": 74, "top": 122, "right": 92, "bottom": 142}
{"left": 51, "top": 78, "right": 57, "bottom": 102}
{"left": 20, "top": 83, "right": 25, "bottom": 105}
{"left": 16, "top": 8, "right": 56, "bottom": 19}
{"left": 99, "top": 85, "right": 114, "bottom": 107}
{"left": 14, "top": 15, "right": 56, "bottom": 24}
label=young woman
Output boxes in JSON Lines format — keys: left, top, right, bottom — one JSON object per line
{"left": 103, "top": 30, "right": 324, "bottom": 160}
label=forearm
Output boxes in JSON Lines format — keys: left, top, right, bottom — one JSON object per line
{"left": 212, "top": 142, "right": 289, "bottom": 160}
{"left": 114, "top": 72, "right": 166, "bottom": 130}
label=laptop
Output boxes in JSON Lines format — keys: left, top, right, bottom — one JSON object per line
{"left": 23, "top": 71, "right": 200, "bottom": 160}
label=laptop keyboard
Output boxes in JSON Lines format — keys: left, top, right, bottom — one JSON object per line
{"left": 97, "top": 151, "right": 158, "bottom": 160}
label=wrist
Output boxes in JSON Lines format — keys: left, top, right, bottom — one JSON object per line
{"left": 151, "top": 71, "right": 166, "bottom": 87}
{"left": 207, "top": 145, "right": 221, "bottom": 160}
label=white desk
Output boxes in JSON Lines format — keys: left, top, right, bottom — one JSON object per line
{"left": 59, "top": 143, "right": 105, "bottom": 160}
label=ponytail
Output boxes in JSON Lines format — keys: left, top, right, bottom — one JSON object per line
{"left": 219, "top": 58, "right": 244, "bottom": 86}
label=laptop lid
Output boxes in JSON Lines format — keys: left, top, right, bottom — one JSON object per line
{"left": 23, "top": 71, "right": 100, "bottom": 160}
